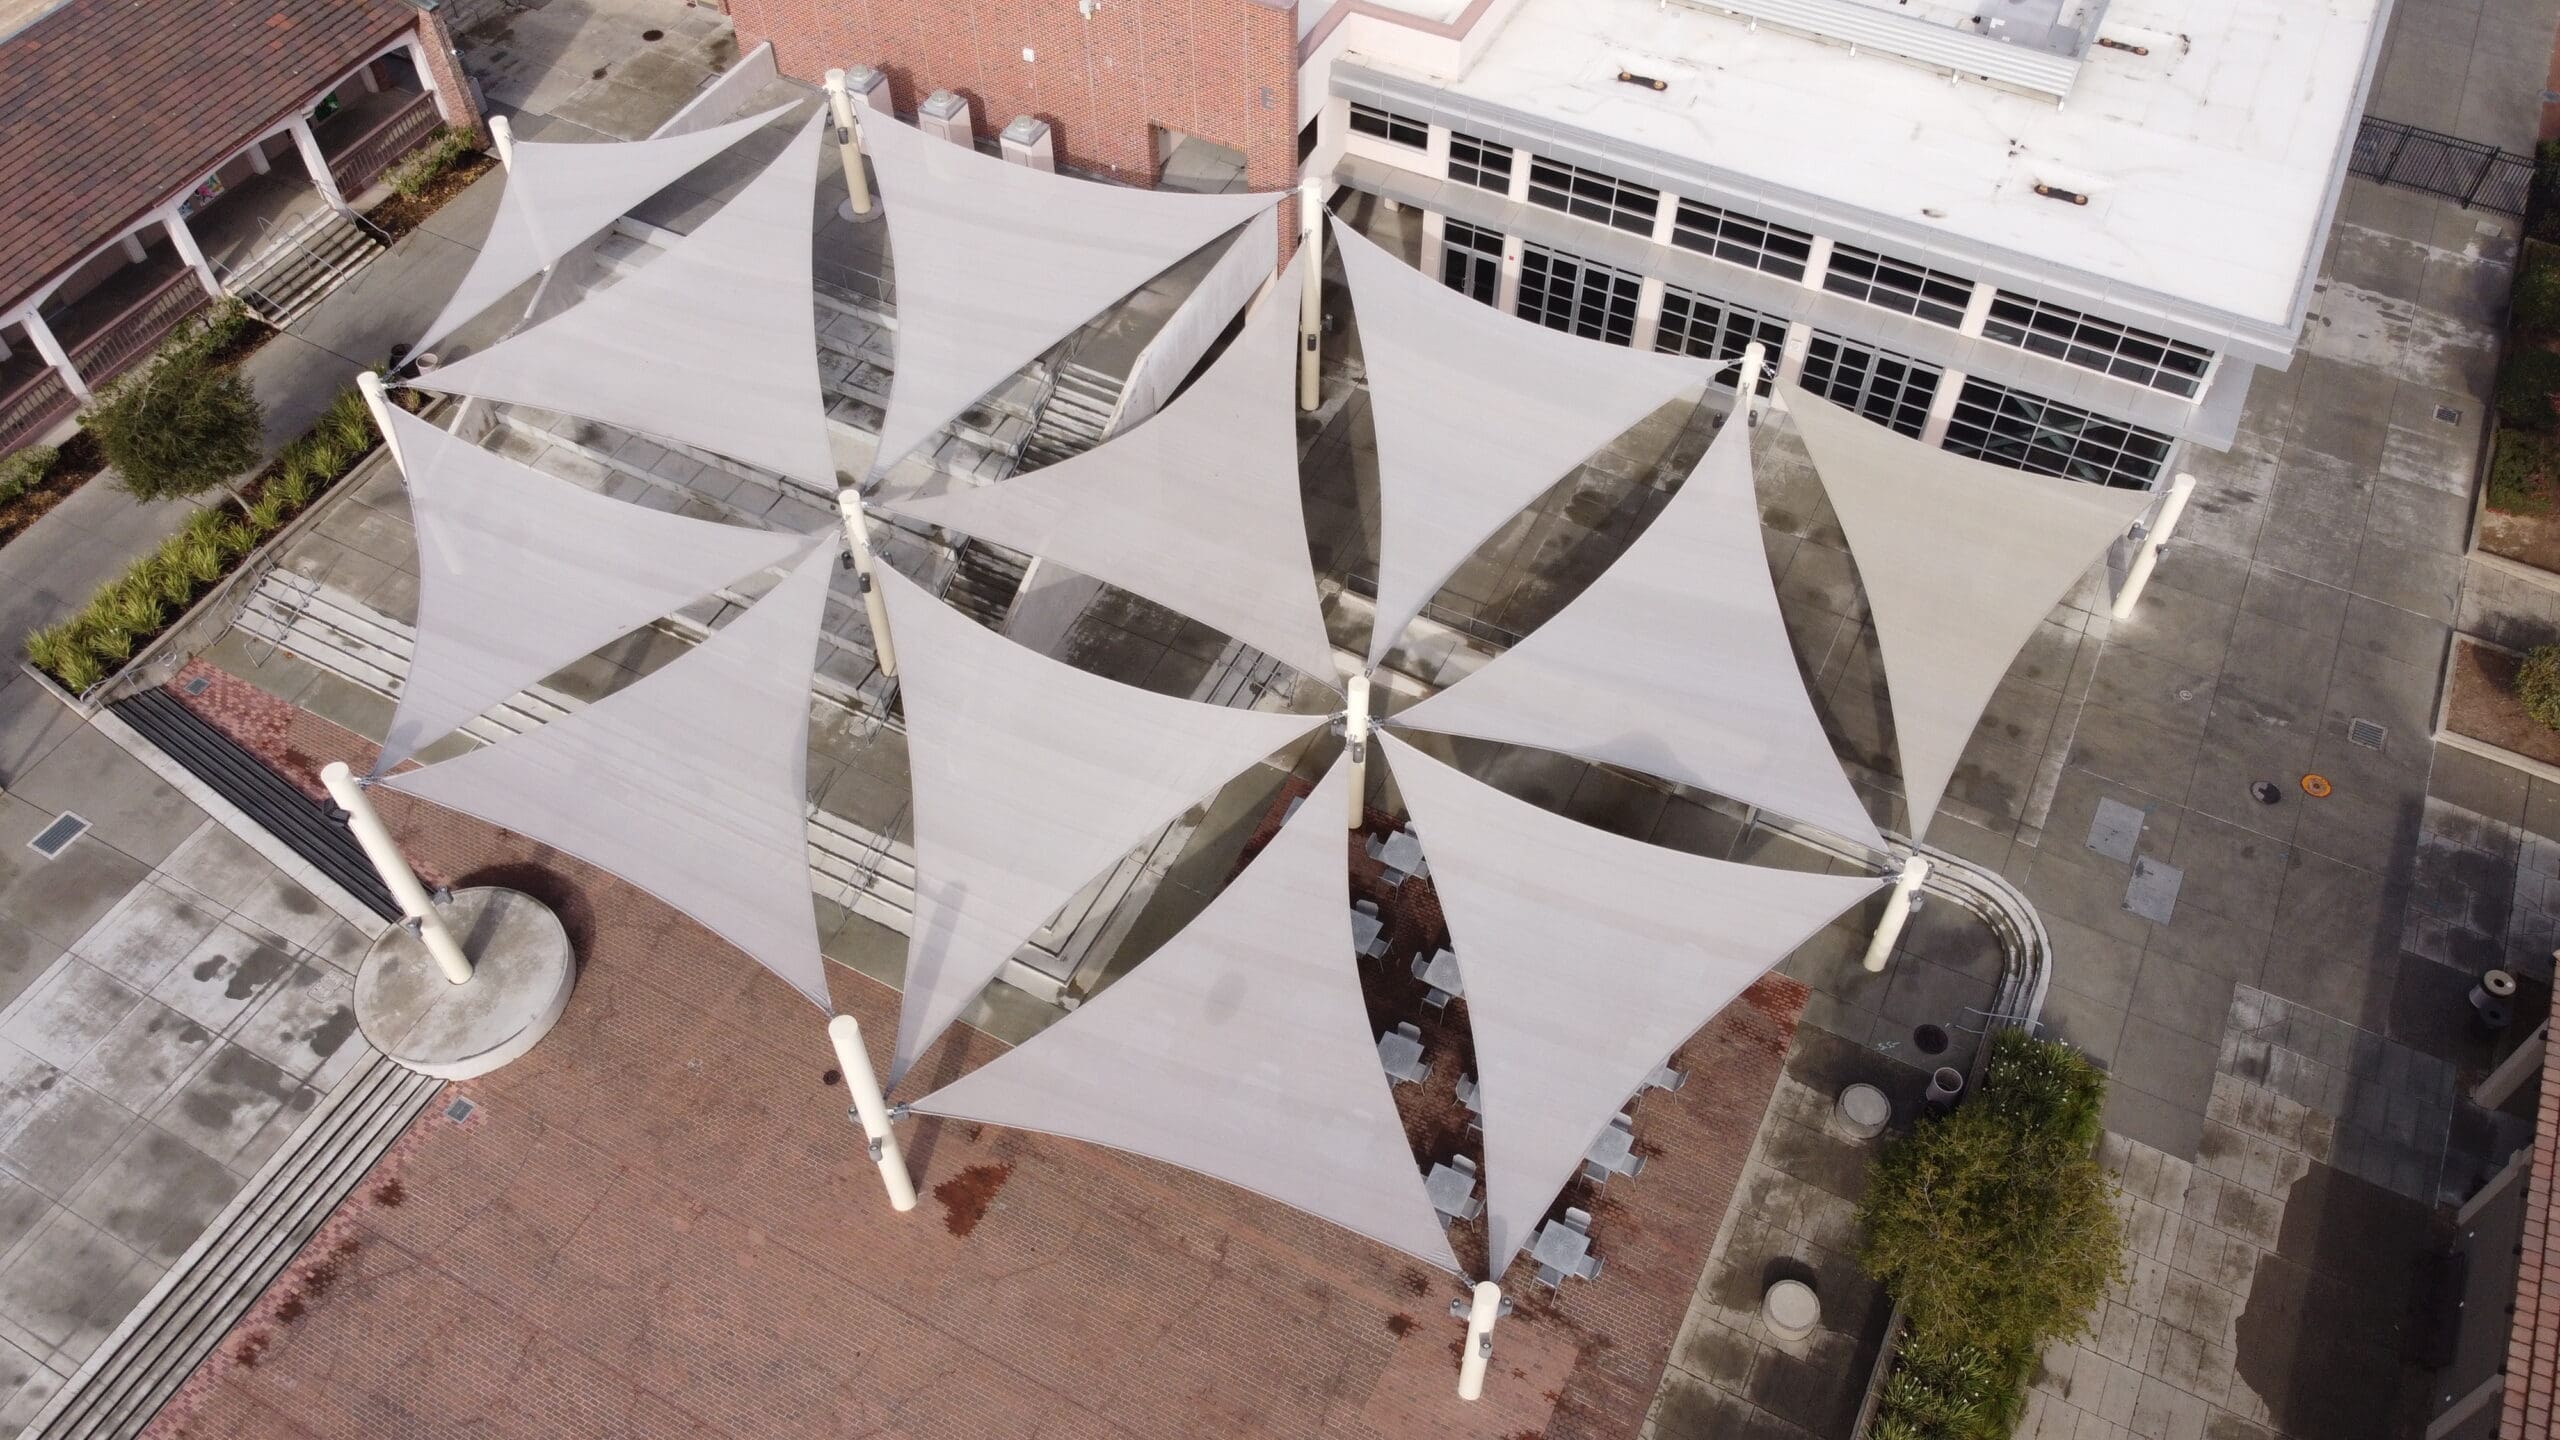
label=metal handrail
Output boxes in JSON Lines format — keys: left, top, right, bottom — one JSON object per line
{"left": 324, "top": 90, "right": 442, "bottom": 195}
{"left": 63, "top": 268, "right": 211, "bottom": 380}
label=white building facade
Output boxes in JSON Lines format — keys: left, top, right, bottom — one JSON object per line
{"left": 1294, "top": 0, "right": 2397, "bottom": 490}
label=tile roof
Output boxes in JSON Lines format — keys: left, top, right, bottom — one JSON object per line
{"left": 0, "top": 0, "right": 419, "bottom": 312}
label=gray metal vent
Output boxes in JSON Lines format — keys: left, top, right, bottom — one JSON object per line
{"left": 27, "top": 813, "right": 88, "bottom": 858}
{"left": 2433, "top": 404, "right": 2463, "bottom": 424}
{"left": 182, "top": 674, "right": 211, "bottom": 696}
{"left": 443, "top": 1096, "right": 477, "bottom": 1124}
{"left": 2347, "top": 718, "right": 2387, "bottom": 750}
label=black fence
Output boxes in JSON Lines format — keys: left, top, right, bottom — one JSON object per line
{"left": 2350, "top": 117, "right": 2534, "bottom": 215}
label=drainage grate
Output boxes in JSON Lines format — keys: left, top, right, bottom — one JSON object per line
{"left": 27, "top": 812, "right": 89, "bottom": 858}
{"left": 2434, "top": 404, "right": 2463, "bottom": 424}
{"left": 182, "top": 674, "right": 211, "bottom": 696}
{"left": 2348, "top": 717, "right": 2387, "bottom": 750}
{"left": 443, "top": 1096, "right": 477, "bottom": 1124}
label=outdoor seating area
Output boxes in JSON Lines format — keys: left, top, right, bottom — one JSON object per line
{"left": 1531, "top": 1209, "right": 1605, "bottom": 1289}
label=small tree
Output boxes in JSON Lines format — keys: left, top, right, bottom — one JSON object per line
{"left": 83, "top": 326, "right": 262, "bottom": 508}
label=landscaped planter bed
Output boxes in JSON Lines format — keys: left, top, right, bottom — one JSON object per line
{"left": 2443, "top": 635, "right": 2560, "bottom": 769}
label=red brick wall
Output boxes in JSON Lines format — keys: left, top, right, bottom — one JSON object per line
{"left": 413, "top": 10, "right": 488, "bottom": 143}
{"left": 724, "top": 0, "right": 1298, "bottom": 196}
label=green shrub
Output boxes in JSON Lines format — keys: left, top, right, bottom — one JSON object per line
{"left": 388, "top": 128, "right": 481, "bottom": 200}
{"left": 84, "top": 337, "right": 263, "bottom": 504}
{"left": 2518, "top": 242, "right": 2560, "bottom": 338}
{"left": 169, "top": 530, "right": 226, "bottom": 586}
{"left": 24, "top": 622, "right": 102, "bottom": 694}
{"left": 1877, "top": 1332, "right": 2014, "bottom": 1440}
{"left": 2491, "top": 429, "right": 2560, "bottom": 514}
{"left": 0, "top": 445, "right": 56, "bottom": 505}
{"left": 2532, "top": 139, "right": 2560, "bottom": 244}
{"left": 2519, "top": 646, "right": 2560, "bottom": 732}
{"left": 2500, "top": 346, "right": 2560, "bottom": 431}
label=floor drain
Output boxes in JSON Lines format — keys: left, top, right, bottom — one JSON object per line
{"left": 1912, "top": 1024, "right": 1950, "bottom": 1056}
{"left": 821, "top": 1068, "right": 842, "bottom": 1087}
{"left": 641, "top": 27, "right": 663, "bottom": 40}
{"left": 2434, "top": 404, "right": 2463, "bottom": 424}
{"left": 2347, "top": 717, "right": 2386, "bottom": 750}
{"left": 182, "top": 674, "right": 211, "bottom": 696}
{"left": 444, "top": 1097, "right": 478, "bottom": 1124}
{"left": 26, "top": 812, "right": 87, "bottom": 858}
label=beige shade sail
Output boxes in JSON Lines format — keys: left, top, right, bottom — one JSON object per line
{"left": 859, "top": 110, "right": 1279, "bottom": 473}
{"left": 874, "top": 563, "right": 1323, "bottom": 1084}
{"left": 883, "top": 251, "right": 1337, "bottom": 685}
{"left": 1776, "top": 384, "right": 2150, "bottom": 838}
{"left": 1381, "top": 734, "right": 1882, "bottom": 1266}
{"left": 914, "top": 759, "right": 1461, "bottom": 1273}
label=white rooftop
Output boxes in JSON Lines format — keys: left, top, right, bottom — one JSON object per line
{"left": 1407, "top": 0, "right": 2383, "bottom": 329}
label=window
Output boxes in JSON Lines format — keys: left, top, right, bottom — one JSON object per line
{"left": 1799, "top": 334, "right": 1941, "bottom": 438}
{"left": 1519, "top": 243, "right": 1642, "bottom": 345}
{"left": 1982, "top": 294, "right": 2214, "bottom": 398}
{"left": 1821, "top": 244, "right": 1973, "bottom": 328}
{"left": 1349, "top": 102, "right": 1428, "bottom": 150}
{"left": 1442, "top": 220, "right": 1504, "bottom": 306}
{"left": 1670, "top": 198, "right": 1813, "bottom": 282}
{"left": 1942, "top": 378, "right": 2173, "bottom": 490}
{"left": 1526, "top": 156, "right": 1659, "bottom": 236}
{"left": 1449, "top": 131, "right": 1514, "bottom": 194}
{"left": 1654, "top": 286, "right": 1787, "bottom": 396}
{"left": 1298, "top": 115, "right": 1319, "bottom": 165}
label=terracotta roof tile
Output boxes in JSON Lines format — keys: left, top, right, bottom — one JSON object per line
{"left": 0, "top": 0, "right": 417, "bottom": 310}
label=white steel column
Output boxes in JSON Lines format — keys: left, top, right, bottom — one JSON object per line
{"left": 824, "top": 69, "right": 874, "bottom": 217}
{"left": 2110, "top": 472, "right": 2197, "bottom": 620}
{"left": 162, "top": 207, "right": 224, "bottom": 299}
{"left": 1344, "top": 672, "right": 1372, "bottom": 828}
{"left": 836, "top": 491, "right": 899, "bottom": 678}
{"left": 319, "top": 761, "right": 473, "bottom": 984}
{"left": 247, "top": 140, "right": 273, "bottom": 176}
{"left": 1862, "top": 854, "right": 1931, "bottom": 973}
{"left": 1455, "top": 1281, "right": 1505, "bottom": 1400}
{"left": 826, "top": 1014, "right": 919, "bottom": 1211}
{"left": 1631, "top": 276, "right": 1668, "bottom": 353}
{"left": 1919, "top": 368, "right": 1964, "bottom": 446}
{"left": 1299, "top": 179, "right": 1325, "bottom": 412}
{"left": 1495, "top": 236, "right": 1524, "bottom": 317}
{"left": 486, "top": 114, "right": 516, "bottom": 170}
{"left": 290, "top": 117, "right": 351, "bottom": 214}
{"left": 20, "top": 308, "right": 90, "bottom": 403}
{"left": 119, "top": 233, "right": 148, "bottom": 265}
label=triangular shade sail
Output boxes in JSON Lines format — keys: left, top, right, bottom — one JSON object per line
{"left": 1393, "top": 414, "right": 1883, "bottom": 851}
{"left": 882, "top": 253, "right": 1337, "bottom": 685}
{"left": 1380, "top": 734, "right": 1881, "bottom": 1266}
{"left": 375, "top": 408, "right": 815, "bottom": 771}
{"left": 914, "top": 761, "right": 1460, "bottom": 1273}
{"left": 1777, "top": 384, "right": 2151, "bottom": 839}
{"left": 875, "top": 564, "right": 1322, "bottom": 1083}
{"left": 414, "top": 105, "right": 790, "bottom": 351}
{"left": 411, "top": 112, "right": 837, "bottom": 487}
{"left": 388, "top": 543, "right": 838, "bottom": 1009}
{"left": 1334, "top": 220, "right": 1712, "bottom": 668}
{"left": 861, "top": 111, "right": 1278, "bottom": 473}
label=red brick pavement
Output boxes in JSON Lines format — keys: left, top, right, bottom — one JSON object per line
{"left": 144, "top": 664, "right": 1807, "bottom": 1439}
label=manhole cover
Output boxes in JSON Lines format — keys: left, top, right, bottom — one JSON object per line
{"left": 2300, "top": 773, "right": 2334, "bottom": 798}
{"left": 2249, "top": 781, "right": 2282, "bottom": 805}
{"left": 2347, "top": 718, "right": 2386, "bottom": 750}
{"left": 642, "top": 27, "right": 664, "bottom": 40}
{"left": 1912, "top": 1024, "right": 1951, "bottom": 1056}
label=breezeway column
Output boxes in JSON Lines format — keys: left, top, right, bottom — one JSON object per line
{"left": 837, "top": 491, "right": 899, "bottom": 678}
{"left": 2110, "top": 472, "right": 2197, "bottom": 620}
{"left": 289, "top": 116, "right": 352, "bottom": 215}
{"left": 19, "top": 308, "right": 90, "bottom": 403}
{"left": 1862, "top": 853, "right": 1931, "bottom": 973}
{"left": 826, "top": 1014, "right": 919, "bottom": 1211}
{"left": 162, "top": 206, "right": 224, "bottom": 299}
{"left": 1299, "top": 179, "right": 1325, "bottom": 412}
{"left": 320, "top": 762, "right": 474, "bottom": 984}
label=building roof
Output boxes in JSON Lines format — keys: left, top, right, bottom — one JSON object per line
{"left": 1393, "top": 0, "right": 2383, "bottom": 335}
{"left": 0, "top": 0, "right": 419, "bottom": 312}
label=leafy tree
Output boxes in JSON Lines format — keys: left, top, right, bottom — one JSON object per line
{"left": 83, "top": 325, "right": 263, "bottom": 507}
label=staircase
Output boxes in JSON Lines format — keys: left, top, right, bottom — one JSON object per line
{"left": 223, "top": 209, "right": 388, "bottom": 329}
{"left": 1016, "top": 361, "right": 1124, "bottom": 469}
{"left": 940, "top": 538, "right": 1033, "bottom": 630}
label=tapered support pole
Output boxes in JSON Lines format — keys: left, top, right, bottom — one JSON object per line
{"left": 823, "top": 69, "right": 873, "bottom": 217}
{"left": 356, "top": 372, "right": 406, "bottom": 473}
{"left": 1455, "top": 1281, "right": 1505, "bottom": 1400}
{"left": 1735, "top": 340, "right": 1766, "bottom": 424}
{"left": 826, "top": 1014, "right": 918, "bottom": 1211}
{"left": 1863, "top": 854, "right": 1932, "bottom": 973}
{"left": 487, "top": 113, "right": 515, "bottom": 171}
{"left": 2110, "top": 472, "right": 2197, "bottom": 621}
{"left": 1344, "top": 672, "right": 1371, "bottom": 829}
{"left": 319, "top": 762, "right": 472, "bottom": 985}
{"left": 1298, "top": 179, "right": 1324, "bottom": 413}
{"left": 836, "top": 491, "right": 898, "bottom": 679}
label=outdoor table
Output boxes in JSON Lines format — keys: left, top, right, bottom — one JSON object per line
{"left": 1350, "top": 906, "right": 1385, "bottom": 958}
{"left": 1584, "top": 1121, "right": 1638, "bottom": 1178}
{"left": 1529, "top": 1219, "right": 1592, "bottom": 1278}
{"left": 1378, "top": 828, "right": 1428, "bottom": 880}
{"left": 1377, "top": 1026, "right": 1428, "bottom": 1084}
{"left": 1456, "top": 1075, "right": 1481, "bottom": 1113}
{"left": 1645, "top": 1065, "right": 1686, "bottom": 1093}
{"left": 1425, "top": 1162, "right": 1477, "bottom": 1219}
{"left": 1416, "top": 947, "right": 1463, "bottom": 998}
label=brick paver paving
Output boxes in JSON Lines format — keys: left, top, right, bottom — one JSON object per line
{"left": 139, "top": 666, "right": 1805, "bottom": 1439}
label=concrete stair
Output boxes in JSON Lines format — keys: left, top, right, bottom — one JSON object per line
{"left": 940, "top": 538, "right": 1032, "bottom": 630}
{"left": 1017, "top": 362, "right": 1123, "bottom": 470}
{"left": 224, "top": 210, "right": 386, "bottom": 330}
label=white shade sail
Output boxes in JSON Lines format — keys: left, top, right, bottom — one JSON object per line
{"left": 413, "top": 104, "right": 790, "bottom": 352}
{"left": 1393, "top": 413, "right": 1883, "bottom": 851}
{"left": 914, "top": 760, "right": 1460, "bottom": 1273}
{"left": 860, "top": 111, "right": 1278, "bottom": 473}
{"left": 882, "top": 252, "right": 1337, "bottom": 685}
{"left": 1333, "top": 220, "right": 1712, "bottom": 668}
{"left": 389, "top": 543, "right": 839, "bottom": 1010}
{"left": 411, "top": 112, "right": 837, "bottom": 488}
{"left": 374, "top": 408, "right": 815, "bottom": 772}
{"left": 1777, "top": 384, "right": 2150, "bottom": 839}
{"left": 1380, "top": 734, "right": 1881, "bottom": 1266}
{"left": 875, "top": 564, "right": 1323, "bottom": 1083}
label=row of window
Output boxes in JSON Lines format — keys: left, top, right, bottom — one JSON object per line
{"left": 1435, "top": 222, "right": 2169, "bottom": 488}
{"left": 1346, "top": 99, "right": 2215, "bottom": 400}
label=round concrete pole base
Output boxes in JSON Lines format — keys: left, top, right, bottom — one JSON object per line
{"left": 353, "top": 888, "right": 574, "bottom": 1080}
{"left": 837, "top": 198, "right": 884, "bottom": 223}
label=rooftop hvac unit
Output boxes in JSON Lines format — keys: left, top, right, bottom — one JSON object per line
{"left": 1001, "top": 116, "right": 1056, "bottom": 171}
{"left": 919, "top": 89, "right": 974, "bottom": 147}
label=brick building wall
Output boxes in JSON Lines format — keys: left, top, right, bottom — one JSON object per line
{"left": 412, "top": 7, "right": 489, "bottom": 143}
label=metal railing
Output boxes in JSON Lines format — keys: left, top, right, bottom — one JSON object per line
{"left": 326, "top": 90, "right": 442, "bottom": 195}
{"left": 2349, "top": 117, "right": 2534, "bottom": 216}
{"left": 63, "top": 268, "right": 211, "bottom": 383}
{"left": 0, "top": 369, "right": 77, "bottom": 454}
